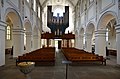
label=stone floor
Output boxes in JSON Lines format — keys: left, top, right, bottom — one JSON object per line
{"left": 0, "top": 50, "right": 120, "bottom": 79}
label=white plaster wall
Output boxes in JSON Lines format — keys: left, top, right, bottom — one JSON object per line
{"left": 9, "top": 0, "right": 19, "bottom": 8}
{"left": 24, "top": 4, "right": 31, "bottom": 20}
{"left": 81, "top": 14, "right": 85, "bottom": 25}
{"left": 101, "top": 0, "right": 113, "bottom": 11}
{"left": 5, "top": 40, "right": 12, "bottom": 48}
{"left": 88, "top": 6, "right": 94, "bottom": 21}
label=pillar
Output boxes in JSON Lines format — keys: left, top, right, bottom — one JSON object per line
{"left": 95, "top": 30, "right": 106, "bottom": 57}
{"left": 47, "top": 39, "right": 49, "bottom": 47}
{"left": 12, "top": 29, "right": 24, "bottom": 57}
{"left": 38, "top": 34, "right": 41, "bottom": 48}
{"left": 33, "top": 35, "right": 39, "bottom": 50}
{"left": 79, "top": 35, "right": 84, "bottom": 49}
{"left": 26, "top": 32, "right": 32, "bottom": 53}
{"left": 67, "top": 39, "right": 69, "bottom": 47}
{"left": 84, "top": 33, "right": 92, "bottom": 52}
{"left": 75, "top": 36, "right": 79, "bottom": 48}
{"left": 0, "top": 21, "right": 6, "bottom": 66}
{"left": 51, "top": 39, "right": 55, "bottom": 47}
{"left": 62, "top": 40, "right": 64, "bottom": 47}
{"left": 115, "top": 24, "right": 120, "bottom": 64}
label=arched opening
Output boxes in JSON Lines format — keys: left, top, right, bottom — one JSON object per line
{"left": 5, "top": 8, "right": 24, "bottom": 58}
{"left": 85, "top": 23, "right": 95, "bottom": 53}
{"left": 33, "top": 26, "right": 39, "bottom": 50}
{"left": 79, "top": 28, "right": 84, "bottom": 49}
{"left": 75, "top": 30, "right": 79, "bottom": 48}
{"left": 106, "top": 19, "right": 117, "bottom": 63}
{"left": 97, "top": 11, "right": 117, "bottom": 64}
{"left": 24, "top": 20, "right": 32, "bottom": 53}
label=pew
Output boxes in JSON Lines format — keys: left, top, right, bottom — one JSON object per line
{"left": 62, "top": 47, "right": 106, "bottom": 65}
{"left": 16, "top": 47, "right": 55, "bottom": 66}
{"left": 108, "top": 49, "right": 117, "bottom": 56}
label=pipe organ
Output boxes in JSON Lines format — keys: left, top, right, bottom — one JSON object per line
{"left": 47, "top": 6, "right": 69, "bottom": 36}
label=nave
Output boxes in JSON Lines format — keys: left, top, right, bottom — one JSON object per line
{"left": 0, "top": 49, "right": 120, "bottom": 79}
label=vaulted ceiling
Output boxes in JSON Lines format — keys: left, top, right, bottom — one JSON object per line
{"left": 39, "top": 0, "right": 79, "bottom": 7}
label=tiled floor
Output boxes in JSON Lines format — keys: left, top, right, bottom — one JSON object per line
{"left": 0, "top": 50, "right": 120, "bottom": 79}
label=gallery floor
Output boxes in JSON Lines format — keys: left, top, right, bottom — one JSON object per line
{"left": 0, "top": 50, "right": 120, "bottom": 79}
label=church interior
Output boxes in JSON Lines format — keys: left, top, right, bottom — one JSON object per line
{"left": 0, "top": 0, "right": 120, "bottom": 79}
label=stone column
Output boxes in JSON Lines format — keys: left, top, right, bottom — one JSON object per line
{"left": 79, "top": 35, "right": 84, "bottom": 49}
{"left": 26, "top": 32, "right": 32, "bottom": 53}
{"left": 69, "top": 40, "right": 72, "bottom": 47}
{"left": 0, "top": 21, "right": 6, "bottom": 66}
{"left": 67, "top": 39, "right": 69, "bottom": 47}
{"left": 52, "top": 39, "right": 55, "bottom": 47}
{"left": 12, "top": 29, "right": 24, "bottom": 57}
{"left": 62, "top": 40, "right": 64, "bottom": 47}
{"left": 47, "top": 39, "right": 49, "bottom": 47}
{"left": 115, "top": 24, "right": 120, "bottom": 64}
{"left": 38, "top": 34, "right": 41, "bottom": 48}
{"left": 84, "top": 33, "right": 92, "bottom": 52}
{"left": 33, "top": 35, "right": 39, "bottom": 50}
{"left": 95, "top": 30, "right": 106, "bottom": 57}
{"left": 75, "top": 36, "right": 79, "bottom": 48}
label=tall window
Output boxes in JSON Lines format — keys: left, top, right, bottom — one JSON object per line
{"left": 106, "top": 28, "right": 109, "bottom": 41}
{"left": 27, "top": 0, "right": 29, "bottom": 3}
{"left": 38, "top": 6, "right": 40, "bottom": 18}
{"left": 6, "top": 25, "right": 11, "bottom": 40}
{"left": 33, "top": 0, "right": 36, "bottom": 11}
{"left": 89, "top": 0, "right": 94, "bottom": 4}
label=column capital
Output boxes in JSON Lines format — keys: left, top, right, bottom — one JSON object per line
{"left": 12, "top": 28, "right": 24, "bottom": 33}
{"left": 26, "top": 31, "right": 32, "bottom": 35}
{"left": 95, "top": 29, "right": 106, "bottom": 34}
{"left": 0, "top": 21, "right": 7, "bottom": 31}
{"left": 95, "top": 29, "right": 106, "bottom": 37}
{"left": 85, "top": 33, "right": 92, "bottom": 39}
{"left": 115, "top": 24, "right": 120, "bottom": 34}
{"left": 79, "top": 34, "right": 84, "bottom": 38}
{"left": 12, "top": 28, "right": 24, "bottom": 35}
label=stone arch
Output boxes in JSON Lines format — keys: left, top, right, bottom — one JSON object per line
{"left": 5, "top": 8, "right": 23, "bottom": 29}
{"left": 79, "top": 27, "right": 84, "bottom": 35}
{"left": 33, "top": 26, "right": 39, "bottom": 50}
{"left": 75, "top": 30, "right": 79, "bottom": 48}
{"left": 5, "top": 8, "right": 24, "bottom": 57}
{"left": 86, "top": 22, "right": 95, "bottom": 34}
{"left": 79, "top": 28, "right": 85, "bottom": 49}
{"left": 95, "top": 11, "right": 117, "bottom": 60}
{"left": 24, "top": 19, "right": 32, "bottom": 32}
{"left": 24, "top": 19, "right": 32, "bottom": 52}
{"left": 97, "top": 11, "right": 118, "bottom": 30}
{"left": 85, "top": 22, "right": 95, "bottom": 52}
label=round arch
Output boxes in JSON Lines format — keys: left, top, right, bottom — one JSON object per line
{"left": 79, "top": 27, "right": 84, "bottom": 35}
{"left": 97, "top": 11, "right": 118, "bottom": 30}
{"left": 95, "top": 11, "right": 118, "bottom": 60}
{"left": 86, "top": 22, "right": 95, "bottom": 34}
{"left": 24, "top": 19, "right": 32, "bottom": 32}
{"left": 24, "top": 19, "right": 32, "bottom": 52}
{"left": 85, "top": 22, "right": 95, "bottom": 52}
{"left": 5, "top": 8, "right": 23, "bottom": 29}
{"left": 4, "top": 8, "right": 24, "bottom": 57}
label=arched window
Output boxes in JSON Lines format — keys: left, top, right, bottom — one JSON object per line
{"left": 38, "top": 6, "right": 40, "bottom": 18}
{"left": 6, "top": 25, "right": 11, "bottom": 40}
{"left": 27, "top": 0, "right": 29, "bottom": 3}
{"left": 33, "top": 0, "right": 36, "bottom": 12}
{"left": 89, "top": 0, "right": 94, "bottom": 5}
